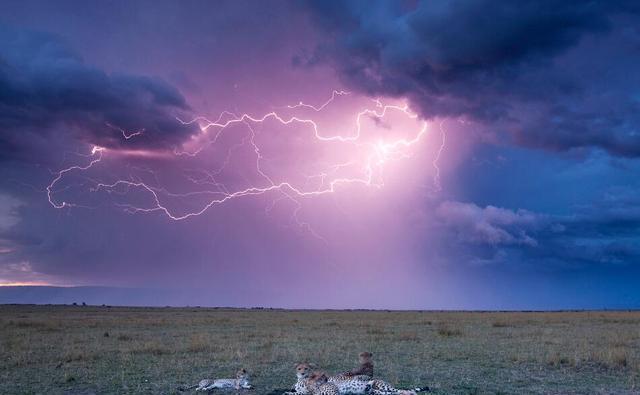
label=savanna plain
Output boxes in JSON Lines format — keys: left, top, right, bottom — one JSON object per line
{"left": 1, "top": 305, "right": 639, "bottom": 394}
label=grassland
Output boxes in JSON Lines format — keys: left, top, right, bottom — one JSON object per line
{"left": 0, "top": 305, "right": 639, "bottom": 394}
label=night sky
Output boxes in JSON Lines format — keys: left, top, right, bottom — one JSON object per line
{"left": 1, "top": 1, "right": 639, "bottom": 309}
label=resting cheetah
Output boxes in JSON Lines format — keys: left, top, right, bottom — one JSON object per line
{"left": 367, "top": 379, "right": 429, "bottom": 395}
{"left": 307, "top": 371, "right": 341, "bottom": 395}
{"left": 285, "top": 364, "right": 353, "bottom": 395}
{"left": 283, "top": 363, "right": 315, "bottom": 394}
{"left": 327, "top": 375, "right": 371, "bottom": 394}
{"left": 181, "top": 368, "right": 253, "bottom": 391}
{"left": 327, "top": 351, "right": 374, "bottom": 394}
{"left": 336, "top": 352, "right": 374, "bottom": 378}
{"left": 283, "top": 362, "right": 428, "bottom": 395}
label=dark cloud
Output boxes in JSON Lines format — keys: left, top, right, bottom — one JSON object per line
{"left": 434, "top": 191, "right": 640, "bottom": 268}
{"left": 436, "top": 201, "right": 543, "bottom": 247}
{"left": 302, "top": 0, "right": 640, "bottom": 156}
{"left": 0, "top": 25, "right": 196, "bottom": 163}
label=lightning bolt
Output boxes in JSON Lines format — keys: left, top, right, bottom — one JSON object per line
{"left": 286, "top": 89, "right": 350, "bottom": 111}
{"left": 105, "top": 123, "right": 145, "bottom": 140}
{"left": 432, "top": 120, "right": 447, "bottom": 193}
{"left": 46, "top": 91, "right": 446, "bottom": 238}
{"left": 47, "top": 146, "right": 105, "bottom": 209}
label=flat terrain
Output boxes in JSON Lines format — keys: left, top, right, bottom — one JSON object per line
{"left": 0, "top": 306, "right": 639, "bottom": 395}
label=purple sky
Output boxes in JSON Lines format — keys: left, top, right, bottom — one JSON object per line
{"left": 1, "top": 1, "right": 639, "bottom": 309}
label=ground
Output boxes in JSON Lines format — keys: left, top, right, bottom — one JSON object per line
{"left": 0, "top": 305, "right": 638, "bottom": 394}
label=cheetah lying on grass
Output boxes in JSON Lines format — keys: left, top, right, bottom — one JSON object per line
{"left": 307, "top": 371, "right": 341, "bottom": 395}
{"left": 179, "top": 368, "right": 253, "bottom": 392}
{"left": 283, "top": 369, "right": 359, "bottom": 395}
{"left": 284, "top": 360, "right": 371, "bottom": 394}
{"left": 286, "top": 361, "right": 429, "bottom": 395}
{"left": 329, "top": 376, "right": 428, "bottom": 395}
{"left": 329, "top": 352, "right": 429, "bottom": 395}
{"left": 366, "top": 379, "right": 429, "bottom": 395}
{"left": 283, "top": 363, "right": 318, "bottom": 394}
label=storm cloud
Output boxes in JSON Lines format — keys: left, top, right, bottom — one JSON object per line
{"left": 0, "top": 25, "right": 196, "bottom": 163}
{"left": 433, "top": 191, "right": 640, "bottom": 268}
{"left": 302, "top": 0, "right": 640, "bottom": 156}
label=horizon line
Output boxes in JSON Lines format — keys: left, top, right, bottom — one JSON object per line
{"left": 1, "top": 303, "right": 639, "bottom": 313}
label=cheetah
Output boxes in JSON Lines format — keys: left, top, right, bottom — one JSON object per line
{"left": 367, "top": 379, "right": 430, "bottom": 395}
{"left": 283, "top": 363, "right": 316, "bottom": 394}
{"left": 327, "top": 351, "right": 374, "bottom": 394}
{"left": 307, "top": 371, "right": 341, "bottom": 395}
{"left": 335, "top": 352, "right": 374, "bottom": 379}
{"left": 280, "top": 362, "right": 428, "bottom": 395}
{"left": 285, "top": 364, "right": 356, "bottom": 395}
{"left": 327, "top": 375, "right": 371, "bottom": 395}
{"left": 180, "top": 368, "right": 253, "bottom": 392}
{"left": 324, "top": 376, "right": 426, "bottom": 395}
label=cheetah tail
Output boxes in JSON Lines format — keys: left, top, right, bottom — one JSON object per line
{"left": 177, "top": 384, "right": 198, "bottom": 391}
{"left": 415, "top": 386, "right": 431, "bottom": 392}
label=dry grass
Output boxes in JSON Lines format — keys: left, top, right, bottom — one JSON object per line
{"left": 0, "top": 306, "right": 638, "bottom": 394}
{"left": 132, "top": 340, "right": 173, "bottom": 356}
{"left": 491, "top": 321, "right": 511, "bottom": 328}
{"left": 436, "top": 322, "right": 463, "bottom": 337}
{"left": 187, "top": 333, "right": 213, "bottom": 353}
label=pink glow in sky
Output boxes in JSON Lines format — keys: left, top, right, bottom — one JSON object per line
{"left": 47, "top": 92, "right": 441, "bottom": 227}
{"left": 1, "top": 1, "right": 640, "bottom": 309}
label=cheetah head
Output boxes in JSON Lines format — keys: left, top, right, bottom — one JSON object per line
{"left": 236, "top": 368, "right": 249, "bottom": 381}
{"left": 358, "top": 351, "right": 373, "bottom": 364}
{"left": 295, "top": 363, "right": 314, "bottom": 379}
